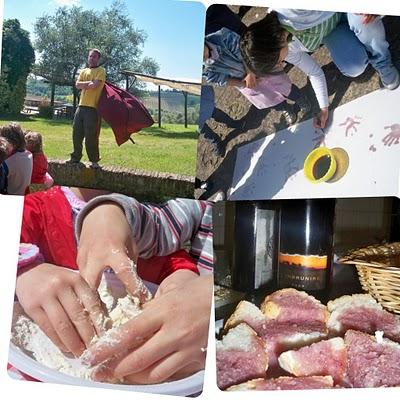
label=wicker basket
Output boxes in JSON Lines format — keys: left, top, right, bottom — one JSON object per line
{"left": 339, "top": 242, "right": 400, "bottom": 314}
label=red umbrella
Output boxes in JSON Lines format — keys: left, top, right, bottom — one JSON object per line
{"left": 97, "top": 81, "right": 154, "bottom": 146}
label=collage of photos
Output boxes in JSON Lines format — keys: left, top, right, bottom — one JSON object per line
{"left": 3, "top": 0, "right": 212, "bottom": 396}
{"left": 1, "top": 0, "right": 400, "bottom": 398}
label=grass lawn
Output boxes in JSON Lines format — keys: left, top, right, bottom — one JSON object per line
{"left": 0, "top": 115, "right": 198, "bottom": 176}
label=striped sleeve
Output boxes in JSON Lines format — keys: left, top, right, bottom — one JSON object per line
{"left": 291, "top": 12, "right": 342, "bottom": 52}
{"left": 75, "top": 195, "right": 214, "bottom": 275}
{"left": 145, "top": 199, "right": 214, "bottom": 275}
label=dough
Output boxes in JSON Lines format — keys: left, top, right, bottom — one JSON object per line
{"left": 11, "top": 274, "right": 145, "bottom": 381}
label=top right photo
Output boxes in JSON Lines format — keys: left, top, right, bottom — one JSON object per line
{"left": 196, "top": 4, "right": 400, "bottom": 202}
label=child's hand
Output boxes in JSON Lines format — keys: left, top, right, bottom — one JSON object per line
{"left": 154, "top": 269, "right": 199, "bottom": 298}
{"left": 15, "top": 264, "right": 107, "bottom": 357}
{"left": 313, "top": 107, "right": 329, "bottom": 129}
{"left": 77, "top": 202, "right": 151, "bottom": 303}
{"left": 243, "top": 72, "right": 257, "bottom": 89}
{"left": 82, "top": 274, "right": 213, "bottom": 384}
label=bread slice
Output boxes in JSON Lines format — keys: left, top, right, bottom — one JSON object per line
{"left": 223, "top": 291, "right": 329, "bottom": 375}
{"left": 327, "top": 294, "right": 400, "bottom": 342}
{"left": 216, "top": 323, "right": 268, "bottom": 390}
{"left": 345, "top": 329, "right": 400, "bottom": 388}
{"left": 278, "top": 337, "right": 347, "bottom": 385}
{"left": 226, "top": 376, "right": 334, "bottom": 391}
{"left": 261, "top": 288, "right": 329, "bottom": 328}
{"left": 226, "top": 290, "right": 329, "bottom": 338}
{"left": 224, "top": 300, "right": 266, "bottom": 332}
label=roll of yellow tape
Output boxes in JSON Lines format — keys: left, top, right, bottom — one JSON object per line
{"left": 304, "top": 147, "right": 337, "bottom": 183}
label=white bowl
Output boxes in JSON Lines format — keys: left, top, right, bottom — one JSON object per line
{"left": 9, "top": 274, "right": 204, "bottom": 396}
{"left": 8, "top": 344, "right": 204, "bottom": 395}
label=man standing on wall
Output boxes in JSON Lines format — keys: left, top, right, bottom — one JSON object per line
{"left": 67, "top": 49, "right": 106, "bottom": 169}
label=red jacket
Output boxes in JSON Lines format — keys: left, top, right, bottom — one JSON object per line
{"left": 30, "top": 152, "right": 48, "bottom": 184}
{"left": 97, "top": 81, "right": 154, "bottom": 146}
{"left": 20, "top": 186, "right": 198, "bottom": 284}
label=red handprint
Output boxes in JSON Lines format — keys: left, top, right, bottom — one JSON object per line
{"left": 383, "top": 124, "right": 400, "bottom": 146}
{"left": 339, "top": 116, "right": 362, "bottom": 136}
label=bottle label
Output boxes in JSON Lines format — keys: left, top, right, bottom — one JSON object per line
{"left": 278, "top": 252, "right": 328, "bottom": 290}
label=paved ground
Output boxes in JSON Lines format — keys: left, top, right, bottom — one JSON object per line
{"left": 195, "top": 7, "right": 400, "bottom": 200}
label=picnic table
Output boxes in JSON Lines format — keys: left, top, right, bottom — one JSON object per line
{"left": 53, "top": 105, "right": 74, "bottom": 119}
{"left": 22, "top": 105, "right": 40, "bottom": 114}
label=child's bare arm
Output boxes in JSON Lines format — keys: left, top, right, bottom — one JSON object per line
{"left": 77, "top": 201, "right": 151, "bottom": 303}
{"left": 16, "top": 263, "right": 107, "bottom": 356}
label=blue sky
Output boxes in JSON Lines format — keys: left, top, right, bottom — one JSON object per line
{"left": 3, "top": 0, "right": 206, "bottom": 83}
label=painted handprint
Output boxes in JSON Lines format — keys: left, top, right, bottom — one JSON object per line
{"left": 339, "top": 116, "right": 362, "bottom": 136}
{"left": 383, "top": 124, "right": 400, "bottom": 146}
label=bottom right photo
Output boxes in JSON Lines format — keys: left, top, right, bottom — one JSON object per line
{"left": 213, "top": 198, "right": 400, "bottom": 391}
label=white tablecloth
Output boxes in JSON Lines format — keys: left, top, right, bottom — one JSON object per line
{"left": 229, "top": 86, "right": 400, "bottom": 200}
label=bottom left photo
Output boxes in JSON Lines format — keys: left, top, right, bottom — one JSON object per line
{"left": 8, "top": 185, "right": 213, "bottom": 396}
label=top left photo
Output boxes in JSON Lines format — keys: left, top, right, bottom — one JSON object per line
{"left": 0, "top": 0, "right": 204, "bottom": 200}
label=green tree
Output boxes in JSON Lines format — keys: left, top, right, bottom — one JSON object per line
{"left": 33, "top": 0, "right": 159, "bottom": 107}
{"left": 175, "top": 112, "right": 184, "bottom": 124}
{"left": 0, "top": 76, "right": 11, "bottom": 112}
{"left": 0, "top": 19, "right": 35, "bottom": 114}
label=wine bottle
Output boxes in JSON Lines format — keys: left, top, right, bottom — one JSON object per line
{"left": 390, "top": 197, "right": 400, "bottom": 242}
{"left": 277, "top": 198, "right": 336, "bottom": 302}
{"left": 230, "top": 201, "right": 280, "bottom": 296}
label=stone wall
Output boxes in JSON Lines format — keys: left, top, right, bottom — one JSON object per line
{"left": 48, "top": 160, "right": 195, "bottom": 202}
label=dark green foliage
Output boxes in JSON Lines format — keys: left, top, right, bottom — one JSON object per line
{"left": 0, "top": 19, "right": 35, "bottom": 114}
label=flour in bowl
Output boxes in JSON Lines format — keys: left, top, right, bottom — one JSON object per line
{"left": 11, "top": 275, "right": 145, "bottom": 381}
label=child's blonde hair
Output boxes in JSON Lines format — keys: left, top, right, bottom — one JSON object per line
{"left": 24, "top": 131, "right": 43, "bottom": 154}
{"left": 0, "top": 122, "right": 26, "bottom": 151}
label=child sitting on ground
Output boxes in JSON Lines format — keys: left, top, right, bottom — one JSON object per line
{"left": 24, "top": 131, "right": 54, "bottom": 189}
{"left": 0, "top": 123, "right": 33, "bottom": 195}
{"left": 203, "top": 27, "right": 310, "bottom": 126}
{"left": 240, "top": 11, "right": 400, "bottom": 129}
{"left": 0, "top": 136, "right": 11, "bottom": 194}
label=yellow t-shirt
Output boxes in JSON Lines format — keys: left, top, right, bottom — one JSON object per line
{"left": 77, "top": 66, "right": 106, "bottom": 108}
